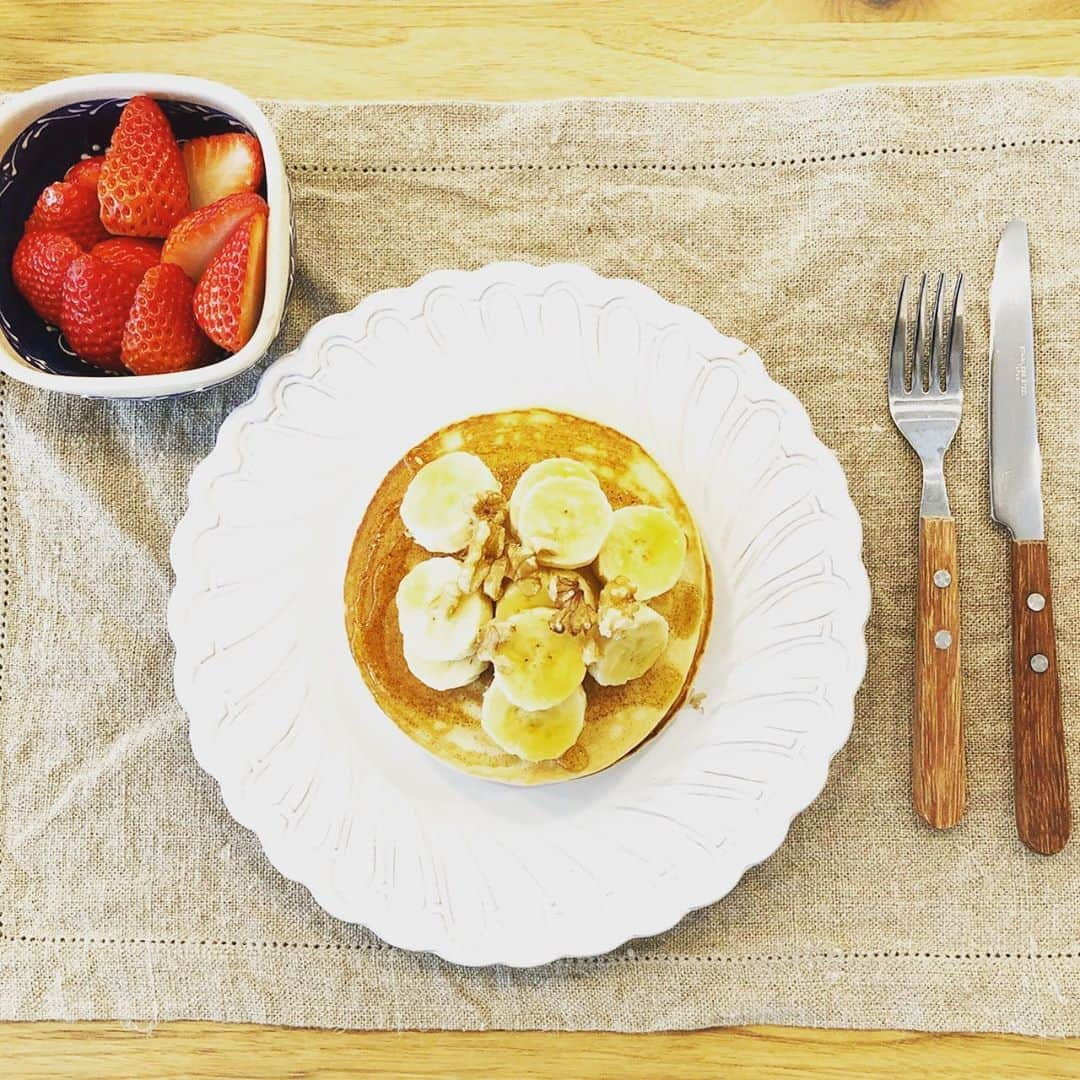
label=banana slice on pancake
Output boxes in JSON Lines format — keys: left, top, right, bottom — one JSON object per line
{"left": 509, "top": 457, "right": 598, "bottom": 533}
{"left": 588, "top": 603, "right": 670, "bottom": 687}
{"left": 596, "top": 505, "right": 687, "bottom": 600}
{"left": 483, "top": 607, "right": 586, "bottom": 711}
{"left": 400, "top": 451, "right": 500, "bottom": 553}
{"left": 396, "top": 556, "right": 492, "bottom": 661}
{"left": 495, "top": 571, "right": 595, "bottom": 621}
{"left": 481, "top": 683, "right": 586, "bottom": 762}
{"left": 403, "top": 643, "right": 488, "bottom": 691}
{"left": 515, "top": 474, "right": 612, "bottom": 569}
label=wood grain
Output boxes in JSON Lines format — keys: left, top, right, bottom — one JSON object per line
{"left": 0, "top": 0, "right": 1078, "bottom": 100}
{"left": 913, "top": 516, "right": 965, "bottom": 829}
{"left": 7, "top": 1023, "right": 1080, "bottom": 1079}
{"left": 1011, "top": 539, "right": 1071, "bottom": 855}
{"left": 2, "top": 0, "right": 1079, "bottom": 1074}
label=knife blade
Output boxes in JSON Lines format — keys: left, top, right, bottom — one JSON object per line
{"left": 989, "top": 220, "right": 1070, "bottom": 855}
{"left": 990, "top": 221, "right": 1043, "bottom": 540}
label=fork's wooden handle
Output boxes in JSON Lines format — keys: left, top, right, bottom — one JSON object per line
{"left": 913, "top": 515, "right": 966, "bottom": 829}
{"left": 1011, "top": 539, "right": 1070, "bottom": 855}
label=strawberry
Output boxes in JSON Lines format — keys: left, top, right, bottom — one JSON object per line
{"left": 161, "top": 192, "right": 266, "bottom": 281}
{"left": 193, "top": 212, "right": 266, "bottom": 352}
{"left": 24, "top": 180, "right": 107, "bottom": 249}
{"left": 98, "top": 95, "right": 189, "bottom": 237}
{"left": 59, "top": 253, "right": 143, "bottom": 371}
{"left": 182, "top": 133, "right": 264, "bottom": 209}
{"left": 92, "top": 237, "right": 161, "bottom": 278}
{"left": 121, "top": 263, "right": 212, "bottom": 375}
{"left": 64, "top": 155, "right": 105, "bottom": 190}
{"left": 11, "top": 231, "right": 83, "bottom": 325}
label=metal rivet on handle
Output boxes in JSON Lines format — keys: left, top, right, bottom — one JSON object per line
{"left": 934, "top": 630, "right": 952, "bottom": 650}
{"left": 1030, "top": 653, "right": 1049, "bottom": 673}
{"left": 1026, "top": 592, "right": 1046, "bottom": 612}
{"left": 933, "top": 569, "right": 952, "bottom": 588}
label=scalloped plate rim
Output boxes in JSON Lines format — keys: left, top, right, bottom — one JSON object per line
{"left": 168, "top": 260, "right": 871, "bottom": 968}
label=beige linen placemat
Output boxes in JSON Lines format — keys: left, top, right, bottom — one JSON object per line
{"left": 0, "top": 77, "right": 1077, "bottom": 1035}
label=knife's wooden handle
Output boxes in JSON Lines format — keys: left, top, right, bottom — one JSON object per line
{"left": 1011, "top": 539, "right": 1070, "bottom": 854}
{"left": 913, "top": 516, "right": 966, "bottom": 829}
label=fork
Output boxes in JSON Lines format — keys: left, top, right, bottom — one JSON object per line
{"left": 888, "top": 272, "right": 966, "bottom": 830}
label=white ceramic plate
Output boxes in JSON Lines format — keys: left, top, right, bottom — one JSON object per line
{"left": 169, "top": 262, "right": 870, "bottom": 967}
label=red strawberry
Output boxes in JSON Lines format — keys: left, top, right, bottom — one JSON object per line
{"left": 24, "top": 180, "right": 107, "bottom": 249}
{"left": 161, "top": 192, "right": 266, "bottom": 281}
{"left": 121, "top": 263, "right": 213, "bottom": 375}
{"left": 64, "top": 155, "right": 105, "bottom": 190}
{"left": 92, "top": 237, "right": 161, "bottom": 278}
{"left": 59, "top": 253, "right": 143, "bottom": 371}
{"left": 193, "top": 212, "right": 266, "bottom": 352}
{"left": 182, "top": 133, "right": 264, "bottom": 209}
{"left": 98, "top": 96, "right": 189, "bottom": 237}
{"left": 11, "top": 231, "right": 83, "bottom": 325}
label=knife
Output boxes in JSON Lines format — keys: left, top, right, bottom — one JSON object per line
{"left": 989, "top": 220, "right": 1071, "bottom": 855}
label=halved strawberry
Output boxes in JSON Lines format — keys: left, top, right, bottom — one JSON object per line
{"left": 24, "top": 180, "right": 107, "bottom": 249}
{"left": 193, "top": 212, "right": 266, "bottom": 352}
{"left": 182, "top": 133, "right": 264, "bottom": 209}
{"left": 59, "top": 253, "right": 143, "bottom": 371}
{"left": 64, "top": 154, "right": 105, "bottom": 190}
{"left": 161, "top": 192, "right": 266, "bottom": 281}
{"left": 92, "top": 237, "right": 161, "bottom": 278}
{"left": 121, "top": 263, "right": 213, "bottom": 375}
{"left": 98, "top": 95, "right": 189, "bottom": 237}
{"left": 11, "top": 231, "right": 83, "bottom": 325}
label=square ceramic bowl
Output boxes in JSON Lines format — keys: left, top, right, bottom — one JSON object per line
{"left": 0, "top": 73, "right": 292, "bottom": 398}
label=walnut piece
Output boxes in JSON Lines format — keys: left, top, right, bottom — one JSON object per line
{"left": 547, "top": 574, "right": 597, "bottom": 636}
{"left": 596, "top": 576, "right": 640, "bottom": 638}
{"left": 458, "top": 491, "right": 511, "bottom": 599}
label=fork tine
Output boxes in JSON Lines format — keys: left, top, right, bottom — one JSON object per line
{"left": 911, "top": 273, "right": 927, "bottom": 393}
{"left": 889, "top": 275, "right": 910, "bottom": 396}
{"left": 928, "top": 272, "right": 945, "bottom": 392}
{"left": 947, "top": 273, "right": 965, "bottom": 392}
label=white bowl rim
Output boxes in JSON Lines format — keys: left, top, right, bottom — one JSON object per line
{"left": 0, "top": 72, "right": 291, "bottom": 399}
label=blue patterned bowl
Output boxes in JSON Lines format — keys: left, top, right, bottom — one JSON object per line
{"left": 0, "top": 74, "right": 292, "bottom": 398}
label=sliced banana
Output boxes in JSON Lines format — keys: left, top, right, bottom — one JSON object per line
{"left": 588, "top": 604, "right": 670, "bottom": 686}
{"left": 486, "top": 607, "right": 586, "bottom": 711}
{"left": 396, "top": 556, "right": 492, "bottom": 661}
{"left": 495, "top": 571, "right": 595, "bottom": 621}
{"left": 403, "top": 643, "right": 488, "bottom": 691}
{"left": 596, "top": 505, "right": 687, "bottom": 600}
{"left": 509, "top": 457, "right": 598, "bottom": 533}
{"left": 481, "top": 683, "right": 586, "bottom": 762}
{"left": 515, "top": 475, "right": 613, "bottom": 569}
{"left": 400, "top": 451, "right": 500, "bottom": 553}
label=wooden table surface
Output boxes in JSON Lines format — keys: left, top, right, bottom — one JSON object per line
{"left": 2, "top": 2, "right": 1078, "bottom": 1077}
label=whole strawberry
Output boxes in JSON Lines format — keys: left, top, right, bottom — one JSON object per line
{"left": 65, "top": 155, "right": 105, "bottom": 190}
{"left": 98, "top": 96, "right": 189, "bottom": 237}
{"left": 193, "top": 212, "right": 266, "bottom": 352}
{"left": 24, "top": 180, "right": 107, "bottom": 249}
{"left": 11, "top": 231, "right": 83, "bottom": 325}
{"left": 59, "top": 253, "right": 143, "bottom": 371}
{"left": 92, "top": 237, "right": 161, "bottom": 278}
{"left": 121, "top": 263, "right": 213, "bottom": 375}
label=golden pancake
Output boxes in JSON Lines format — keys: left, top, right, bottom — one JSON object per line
{"left": 344, "top": 409, "right": 711, "bottom": 785}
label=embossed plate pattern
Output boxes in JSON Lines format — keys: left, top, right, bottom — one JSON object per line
{"left": 168, "top": 262, "right": 870, "bottom": 967}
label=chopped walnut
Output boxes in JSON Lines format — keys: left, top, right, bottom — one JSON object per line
{"left": 458, "top": 491, "right": 512, "bottom": 598}
{"left": 474, "top": 618, "right": 512, "bottom": 663}
{"left": 596, "top": 576, "right": 640, "bottom": 638}
{"left": 507, "top": 540, "right": 540, "bottom": 583}
{"left": 547, "top": 574, "right": 597, "bottom": 636}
